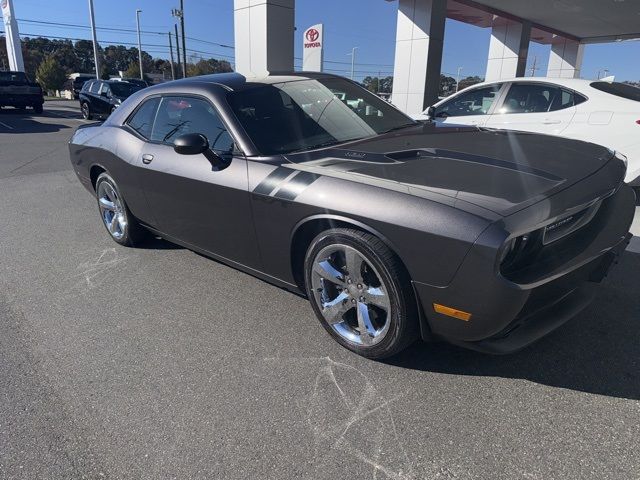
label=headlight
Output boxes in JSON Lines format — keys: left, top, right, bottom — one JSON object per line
{"left": 499, "top": 231, "right": 540, "bottom": 272}
{"left": 611, "top": 149, "right": 628, "bottom": 168}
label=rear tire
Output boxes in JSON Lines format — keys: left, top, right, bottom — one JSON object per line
{"left": 33, "top": 104, "right": 43, "bottom": 114}
{"left": 81, "top": 102, "right": 93, "bottom": 120}
{"left": 304, "top": 228, "right": 418, "bottom": 359}
{"left": 95, "top": 172, "right": 147, "bottom": 247}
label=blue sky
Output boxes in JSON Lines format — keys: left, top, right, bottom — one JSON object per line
{"left": 7, "top": 0, "right": 640, "bottom": 81}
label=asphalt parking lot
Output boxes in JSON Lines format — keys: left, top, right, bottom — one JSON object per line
{"left": 1, "top": 100, "right": 639, "bottom": 480}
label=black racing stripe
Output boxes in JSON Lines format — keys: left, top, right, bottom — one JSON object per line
{"left": 423, "top": 148, "right": 563, "bottom": 182}
{"left": 272, "top": 172, "right": 320, "bottom": 201}
{"left": 252, "top": 167, "right": 295, "bottom": 195}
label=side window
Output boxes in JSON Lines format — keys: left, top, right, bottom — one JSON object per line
{"left": 100, "top": 82, "right": 110, "bottom": 96}
{"left": 500, "top": 83, "right": 564, "bottom": 114}
{"left": 435, "top": 84, "right": 503, "bottom": 118}
{"left": 82, "top": 81, "right": 93, "bottom": 92}
{"left": 126, "top": 97, "right": 160, "bottom": 140}
{"left": 151, "top": 96, "right": 234, "bottom": 153}
{"left": 89, "top": 81, "right": 101, "bottom": 94}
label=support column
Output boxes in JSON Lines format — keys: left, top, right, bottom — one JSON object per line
{"left": 391, "top": 0, "right": 446, "bottom": 115}
{"left": 547, "top": 36, "right": 584, "bottom": 78}
{"left": 233, "top": 0, "right": 294, "bottom": 77}
{"left": 485, "top": 18, "right": 531, "bottom": 81}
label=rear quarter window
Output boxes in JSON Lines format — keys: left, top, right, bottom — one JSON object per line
{"left": 590, "top": 82, "right": 640, "bottom": 102}
{"left": 126, "top": 97, "right": 160, "bottom": 140}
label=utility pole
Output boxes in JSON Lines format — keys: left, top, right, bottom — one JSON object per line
{"left": 87, "top": 0, "right": 101, "bottom": 78}
{"left": 348, "top": 47, "right": 358, "bottom": 81}
{"left": 174, "top": 23, "right": 182, "bottom": 78}
{"left": 136, "top": 9, "right": 143, "bottom": 80}
{"left": 168, "top": 32, "right": 176, "bottom": 80}
{"left": 172, "top": 6, "right": 187, "bottom": 77}
{"left": 529, "top": 55, "right": 538, "bottom": 76}
{"left": 455, "top": 66, "right": 463, "bottom": 92}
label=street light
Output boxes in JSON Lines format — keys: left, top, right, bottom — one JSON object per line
{"left": 136, "top": 9, "right": 143, "bottom": 80}
{"left": 348, "top": 47, "right": 359, "bottom": 81}
{"left": 455, "top": 66, "right": 463, "bottom": 92}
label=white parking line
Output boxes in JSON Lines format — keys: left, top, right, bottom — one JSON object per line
{"left": 0, "top": 120, "right": 14, "bottom": 130}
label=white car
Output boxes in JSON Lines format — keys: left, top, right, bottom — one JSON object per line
{"left": 415, "top": 77, "right": 640, "bottom": 194}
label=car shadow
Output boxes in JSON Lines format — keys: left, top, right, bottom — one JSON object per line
{"left": 387, "top": 249, "right": 640, "bottom": 401}
{"left": 138, "top": 235, "right": 183, "bottom": 250}
{"left": 0, "top": 108, "right": 71, "bottom": 134}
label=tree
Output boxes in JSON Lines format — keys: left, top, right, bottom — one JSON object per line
{"left": 36, "top": 57, "right": 67, "bottom": 94}
{"left": 457, "top": 76, "right": 484, "bottom": 91}
{"left": 439, "top": 75, "right": 456, "bottom": 97}
{"left": 186, "top": 58, "right": 233, "bottom": 77}
{"left": 361, "top": 76, "right": 393, "bottom": 94}
{"left": 123, "top": 62, "right": 152, "bottom": 82}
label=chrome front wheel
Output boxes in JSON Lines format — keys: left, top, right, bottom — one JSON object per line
{"left": 311, "top": 244, "right": 392, "bottom": 346}
{"left": 305, "top": 229, "right": 418, "bottom": 358}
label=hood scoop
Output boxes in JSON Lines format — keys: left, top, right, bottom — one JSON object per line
{"left": 386, "top": 148, "right": 563, "bottom": 182}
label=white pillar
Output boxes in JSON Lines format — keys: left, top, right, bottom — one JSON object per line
{"left": 391, "top": 0, "right": 446, "bottom": 115}
{"left": 485, "top": 18, "right": 530, "bottom": 81}
{"left": 1, "top": 0, "right": 25, "bottom": 72}
{"left": 233, "top": 0, "right": 294, "bottom": 77}
{"left": 547, "top": 37, "right": 584, "bottom": 78}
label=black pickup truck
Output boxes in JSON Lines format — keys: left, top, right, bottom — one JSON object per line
{"left": 0, "top": 71, "right": 44, "bottom": 113}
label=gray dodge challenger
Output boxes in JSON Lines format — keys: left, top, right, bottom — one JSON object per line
{"left": 69, "top": 72, "right": 636, "bottom": 359}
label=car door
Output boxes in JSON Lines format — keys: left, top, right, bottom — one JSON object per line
{"left": 95, "top": 82, "right": 112, "bottom": 115}
{"left": 485, "top": 82, "right": 578, "bottom": 135}
{"left": 133, "top": 94, "right": 260, "bottom": 268}
{"left": 432, "top": 83, "right": 505, "bottom": 127}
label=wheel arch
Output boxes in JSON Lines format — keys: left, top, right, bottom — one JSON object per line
{"left": 89, "top": 164, "right": 108, "bottom": 191}
{"left": 290, "top": 214, "right": 433, "bottom": 341}
{"left": 289, "top": 214, "right": 404, "bottom": 291}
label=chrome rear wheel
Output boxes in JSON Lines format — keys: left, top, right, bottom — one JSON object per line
{"left": 97, "top": 179, "right": 127, "bottom": 241}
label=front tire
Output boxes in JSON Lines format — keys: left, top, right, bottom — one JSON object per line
{"left": 304, "top": 228, "right": 418, "bottom": 359}
{"left": 95, "top": 172, "right": 147, "bottom": 247}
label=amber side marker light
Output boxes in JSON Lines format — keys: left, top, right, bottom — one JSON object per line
{"left": 433, "top": 304, "right": 472, "bottom": 321}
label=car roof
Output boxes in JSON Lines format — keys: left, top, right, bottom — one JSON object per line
{"left": 462, "top": 76, "right": 606, "bottom": 90}
{"left": 155, "top": 71, "right": 343, "bottom": 92}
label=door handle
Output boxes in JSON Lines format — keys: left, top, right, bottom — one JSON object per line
{"left": 542, "top": 119, "right": 561, "bottom": 125}
{"left": 141, "top": 154, "right": 154, "bottom": 164}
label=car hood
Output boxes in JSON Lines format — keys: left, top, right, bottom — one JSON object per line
{"left": 284, "top": 123, "right": 616, "bottom": 216}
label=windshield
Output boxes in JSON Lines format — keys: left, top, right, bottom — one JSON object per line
{"left": 0, "top": 71, "right": 28, "bottom": 82}
{"left": 227, "top": 77, "right": 415, "bottom": 155}
{"left": 110, "top": 82, "right": 144, "bottom": 97}
{"left": 590, "top": 81, "right": 640, "bottom": 102}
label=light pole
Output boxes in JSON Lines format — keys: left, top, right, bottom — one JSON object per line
{"left": 88, "top": 0, "right": 101, "bottom": 79}
{"left": 136, "top": 9, "right": 143, "bottom": 80}
{"left": 455, "top": 66, "right": 463, "bottom": 92}
{"left": 348, "top": 47, "right": 358, "bottom": 81}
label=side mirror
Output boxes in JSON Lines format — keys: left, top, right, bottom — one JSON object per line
{"left": 174, "top": 133, "right": 209, "bottom": 155}
{"left": 426, "top": 106, "right": 436, "bottom": 119}
{"left": 173, "top": 133, "right": 230, "bottom": 171}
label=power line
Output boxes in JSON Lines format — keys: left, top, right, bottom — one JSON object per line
{"left": 2, "top": 31, "right": 234, "bottom": 60}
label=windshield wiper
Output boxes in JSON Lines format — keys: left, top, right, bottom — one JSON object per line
{"left": 379, "top": 123, "right": 418, "bottom": 135}
{"left": 287, "top": 140, "right": 341, "bottom": 154}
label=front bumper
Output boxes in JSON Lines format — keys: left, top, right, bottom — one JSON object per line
{"left": 450, "top": 233, "right": 630, "bottom": 354}
{"left": 414, "top": 184, "right": 636, "bottom": 354}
